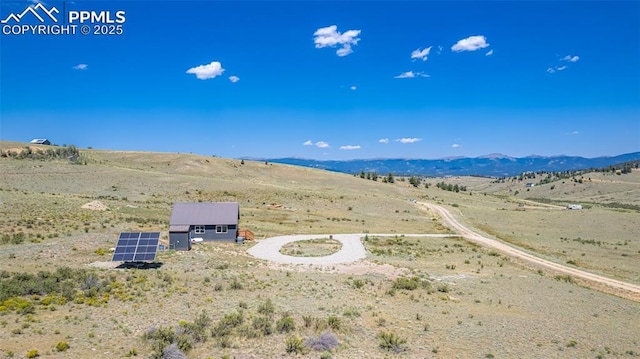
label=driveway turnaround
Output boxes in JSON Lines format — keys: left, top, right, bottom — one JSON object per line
{"left": 247, "top": 234, "right": 366, "bottom": 265}
{"left": 247, "top": 233, "right": 457, "bottom": 265}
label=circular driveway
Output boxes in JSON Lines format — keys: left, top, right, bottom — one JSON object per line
{"left": 247, "top": 234, "right": 367, "bottom": 265}
{"left": 247, "top": 233, "right": 457, "bottom": 265}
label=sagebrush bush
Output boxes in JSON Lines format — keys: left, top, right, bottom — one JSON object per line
{"left": 304, "top": 331, "right": 339, "bottom": 351}
{"left": 252, "top": 315, "right": 273, "bottom": 336}
{"left": 161, "top": 343, "right": 186, "bottom": 359}
{"left": 258, "top": 298, "right": 275, "bottom": 316}
{"left": 181, "top": 310, "right": 211, "bottom": 343}
{"left": 276, "top": 315, "right": 295, "bottom": 333}
{"left": 212, "top": 311, "right": 243, "bottom": 337}
{"left": 392, "top": 276, "right": 422, "bottom": 290}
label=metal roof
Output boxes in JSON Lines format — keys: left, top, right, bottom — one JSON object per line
{"left": 169, "top": 225, "right": 190, "bottom": 232}
{"left": 170, "top": 202, "right": 239, "bottom": 226}
{"left": 30, "top": 139, "right": 49, "bottom": 144}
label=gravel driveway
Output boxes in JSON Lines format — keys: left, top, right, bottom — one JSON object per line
{"left": 247, "top": 233, "right": 456, "bottom": 265}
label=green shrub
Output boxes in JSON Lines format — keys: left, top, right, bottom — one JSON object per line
{"left": 55, "top": 341, "right": 70, "bottom": 352}
{"left": 276, "top": 315, "right": 295, "bottom": 333}
{"left": 125, "top": 347, "right": 137, "bottom": 357}
{"left": 351, "top": 279, "right": 365, "bottom": 289}
{"left": 212, "top": 311, "right": 243, "bottom": 337}
{"left": 285, "top": 335, "right": 304, "bottom": 354}
{"left": 302, "top": 315, "right": 313, "bottom": 328}
{"left": 343, "top": 307, "right": 360, "bottom": 318}
{"left": 26, "top": 350, "right": 39, "bottom": 358}
{"left": 258, "top": 298, "right": 275, "bottom": 316}
{"left": 252, "top": 316, "right": 273, "bottom": 336}
{"left": 229, "top": 278, "right": 243, "bottom": 290}
{"left": 327, "top": 316, "right": 341, "bottom": 331}
{"left": 182, "top": 310, "right": 211, "bottom": 343}
{"left": 377, "top": 331, "right": 407, "bottom": 353}
{"left": 392, "top": 276, "right": 421, "bottom": 290}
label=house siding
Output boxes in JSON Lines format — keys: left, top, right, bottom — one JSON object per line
{"left": 169, "top": 231, "right": 191, "bottom": 250}
{"left": 190, "top": 224, "right": 237, "bottom": 242}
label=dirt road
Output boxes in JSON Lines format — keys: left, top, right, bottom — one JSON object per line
{"left": 417, "top": 202, "right": 640, "bottom": 301}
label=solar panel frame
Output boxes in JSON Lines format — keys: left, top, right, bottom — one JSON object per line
{"left": 111, "top": 232, "right": 160, "bottom": 262}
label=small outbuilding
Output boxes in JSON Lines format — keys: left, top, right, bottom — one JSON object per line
{"left": 30, "top": 139, "right": 50, "bottom": 145}
{"left": 169, "top": 202, "right": 240, "bottom": 250}
{"left": 567, "top": 204, "right": 583, "bottom": 210}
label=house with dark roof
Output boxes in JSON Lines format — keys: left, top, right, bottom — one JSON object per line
{"left": 169, "top": 202, "right": 240, "bottom": 250}
{"left": 30, "top": 139, "right": 50, "bottom": 145}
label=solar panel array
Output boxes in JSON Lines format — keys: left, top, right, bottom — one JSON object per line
{"left": 112, "top": 232, "right": 160, "bottom": 262}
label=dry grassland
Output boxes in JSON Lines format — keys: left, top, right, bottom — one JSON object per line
{"left": 0, "top": 142, "right": 639, "bottom": 358}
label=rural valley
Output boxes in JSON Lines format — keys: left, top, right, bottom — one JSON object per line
{"left": 0, "top": 141, "right": 639, "bottom": 358}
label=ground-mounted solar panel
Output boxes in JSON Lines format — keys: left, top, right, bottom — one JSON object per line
{"left": 111, "top": 232, "right": 160, "bottom": 262}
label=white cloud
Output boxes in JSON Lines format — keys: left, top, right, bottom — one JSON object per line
{"left": 336, "top": 46, "right": 353, "bottom": 57}
{"left": 339, "top": 145, "right": 361, "bottom": 150}
{"left": 186, "top": 61, "right": 225, "bottom": 80}
{"left": 547, "top": 65, "right": 568, "bottom": 74}
{"left": 313, "top": 25, "right": 361, "bottom": 57}
{"left": 451, "top": 35, "right": 489, "bottom": 52}
{"left": 570, "top": 131, "right": 579, "bottom": 135}
{"left": 485, "top": 49, "right": 493, "bottom": 56}
{"left": 379, "top": 138, "right": 389, "bottom": 144}
{"left": 451, "top": 143, "right": 460, "bottom": 148}
{"left": 305, "top": 140, "right": 330, "bottom": 148}
{"left": 73, "top": 64, "right": 88, "bottom": 70}
{"left": 350, "top": 85, "right": 357, "bottom": 90}
{"left": 411, "top": 46, "right": 432, "bottom": 61}
{"left": 563, "top": 55, "right": 580, "bottom": 63}
{"left": 394, "top": 71, "right": 429, "bottom": 79}
{"left": 228, "top": 75, "right": 240, "bottom": 83}
{"left": 397, "top": 137, "right": 422, "bottom": 144}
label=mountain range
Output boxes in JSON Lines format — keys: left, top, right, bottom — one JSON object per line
{"left": 257, "top": 152, "right": 640, "bottom": 177}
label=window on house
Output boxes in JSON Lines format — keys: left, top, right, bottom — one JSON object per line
{"left": 194, "top": 226, "right": 205, "bottom": 234}
{"left": 216, "top": 225, "right": 228, "bottom": 233}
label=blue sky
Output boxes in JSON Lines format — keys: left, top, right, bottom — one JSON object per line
{"left": 1, "top": 1, "right": 638, "bottom": 160}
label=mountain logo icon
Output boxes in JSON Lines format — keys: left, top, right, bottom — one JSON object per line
{"left": 1, "top": 3, "right": 59, "bottom": 24}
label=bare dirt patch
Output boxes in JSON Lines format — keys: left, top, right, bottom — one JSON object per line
{"left": 81, "top": 200, "right": 108, "bottom": 211}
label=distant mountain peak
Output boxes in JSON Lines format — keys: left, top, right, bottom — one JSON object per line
{"left": 265, "top": 152, "right": 640, "bottom": 177}
{"left": 477, "top": 153, "right": 515, "bottom": 160}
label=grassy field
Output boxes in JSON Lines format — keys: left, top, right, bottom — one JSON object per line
{"left": 0, "top": 141, "right": 639, "bottom": 358}
{"left": 280, "top": 238, "right": 342, "bottom": 257}
{"left": 417, "top": 172, "right": 640, "bottom": 285}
